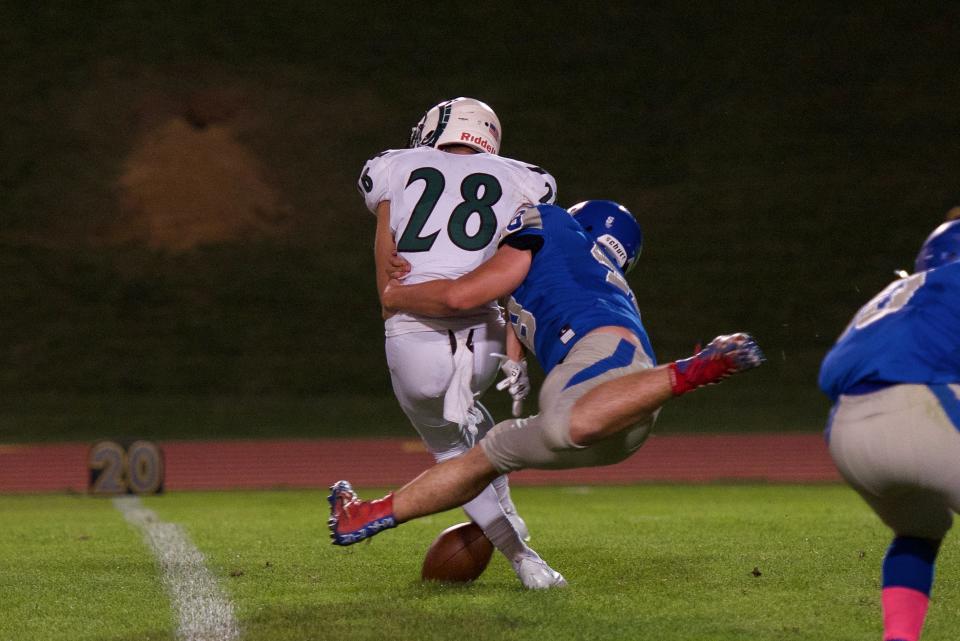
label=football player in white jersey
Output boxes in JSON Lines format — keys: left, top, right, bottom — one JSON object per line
{"left": 357, "top": 97, "right": 563, "bottom": 588}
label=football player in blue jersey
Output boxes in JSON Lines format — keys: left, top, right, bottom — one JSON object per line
{"left": 327, "top": 200, "right": 765, "bottom": 585}
{"left": 819, "top": 218, "right": 960, "bottom": 641}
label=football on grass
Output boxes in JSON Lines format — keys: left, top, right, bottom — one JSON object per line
{"left": 421, "top": 521, "right": 494, "bottom": 583}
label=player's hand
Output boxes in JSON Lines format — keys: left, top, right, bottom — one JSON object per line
{"left": 492, "top": 353, "right": 530, "bottom": 417}
{"left": 386, "top": 251, "right": 411, "bottom": 281}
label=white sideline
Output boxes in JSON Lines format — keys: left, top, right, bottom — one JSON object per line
{"left": 114, "top": 496, "right": 240, "bottom": 641}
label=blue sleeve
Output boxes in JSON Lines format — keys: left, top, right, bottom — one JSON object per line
{"left": 499, "top": 206, "right": 546, "bottom": 246}
{"left": 502, "top": 234, "right": 544, "bottom": 255}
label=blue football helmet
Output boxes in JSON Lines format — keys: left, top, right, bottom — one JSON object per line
{"left": 568, "top": 200, "right": 643, "bottom": 273}
{"left": 914, "top": 219, "right": 960, "bottom": 272}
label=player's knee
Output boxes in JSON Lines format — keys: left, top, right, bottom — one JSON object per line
{"left": 567, "top": 410, "right": 601, "bottom": 447}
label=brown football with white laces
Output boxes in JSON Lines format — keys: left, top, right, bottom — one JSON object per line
{"left": 421, "top": 522, "right": 493, "bottom": 583}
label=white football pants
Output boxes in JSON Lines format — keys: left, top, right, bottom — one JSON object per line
{"left": 385, "top": 323, "right": 530, "bottom": 559}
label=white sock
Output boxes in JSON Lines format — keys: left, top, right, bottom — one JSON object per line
{"left": 461, "top": 483, "right": 529, "bottom": 562}
{"left": 491, "top": 474, "right": 517, "bottom": 515}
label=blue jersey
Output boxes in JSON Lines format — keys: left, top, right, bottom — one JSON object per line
{"left": 499, "top": 204, "right": 655, "bottom": 373}
{"left": 818, "top": 261, "right": 960, "bottom": 401}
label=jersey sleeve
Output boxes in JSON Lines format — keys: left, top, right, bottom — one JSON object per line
{"left": 499, "top": 206, "right": 546, "bottom": 255}
{"left": 357, "top": 151, "right": 393, "bottom": 214}
{"left": 520, "top": 164, "right": 558, "bottom": 205}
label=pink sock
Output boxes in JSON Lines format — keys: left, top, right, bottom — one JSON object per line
{"left": 882, "top": 586, "right": 929, "bottom": 641}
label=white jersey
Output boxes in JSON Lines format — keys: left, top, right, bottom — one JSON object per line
{"left": 358, "top": 146, "right": 557, "bottom": 336}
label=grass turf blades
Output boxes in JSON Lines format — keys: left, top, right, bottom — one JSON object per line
{"left": 0, "top": 495, "right": 175, "bottom": 641}
{"left": 1, "top": 486, "right": 957, "bottom": 640}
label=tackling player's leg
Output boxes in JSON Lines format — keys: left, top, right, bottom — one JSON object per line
{"left": 328, "top": 332, "right": 764, "bottom": 590}
{"left": 568, "top": 333, "right": 764, "bottom": 445}
{"left": 329, "top": 334, "right": 765, "bottom": 527}
{"left": 328, "top": 446, "right": 565, "bottom": 589}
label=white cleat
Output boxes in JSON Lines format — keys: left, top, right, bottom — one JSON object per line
{"left": 513, "top": 555, "right": 567, "bottom": 589}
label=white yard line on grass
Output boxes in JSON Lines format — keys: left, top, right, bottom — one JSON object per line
{"left": 114, "top": 496, "right": 240, "bottom": 641}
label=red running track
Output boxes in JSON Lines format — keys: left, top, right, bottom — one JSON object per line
{"left": 0, "top": 434, "right": 838, "bottom": 494}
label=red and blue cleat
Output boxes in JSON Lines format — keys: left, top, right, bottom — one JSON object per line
{"left": 328, "top": 480, "right": 397, "bottom": 546}
{"left": 669, "top": 333, "right": 765, "bottom": 396}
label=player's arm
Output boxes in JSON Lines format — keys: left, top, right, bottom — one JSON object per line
{"left": 360, "top": 153, "right": 409, "bottom": 317}
{"left": 373, "top": 201, "right": 406, "bottom": 319}
{"left": 495, "top": 321, "right": 530, "bottom": 417}
{"left": 505, "top": 319, "right": 524, "bottom": 362}
{"left": 383, "top": 245, "right": 532, "bottom": 317}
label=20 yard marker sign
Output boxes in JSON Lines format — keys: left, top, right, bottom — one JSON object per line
{"left": 88, "top": 440, "right": 165, "bottom": 495}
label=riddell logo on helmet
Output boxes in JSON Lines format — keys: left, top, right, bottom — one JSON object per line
{"left": 460, "top": 132, "right": 495, "bottom": 153}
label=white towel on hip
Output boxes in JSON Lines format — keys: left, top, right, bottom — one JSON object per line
{"left": 443, "top": 333, "right": 478, "bottom": 434}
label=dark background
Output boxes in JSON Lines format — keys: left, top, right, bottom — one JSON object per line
{"left": 2, "top": 2, "right": 958, "bottom": 442}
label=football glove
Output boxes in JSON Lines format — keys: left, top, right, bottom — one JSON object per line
{"left": 492, "top": 353, "right": 530, "bottom": 417}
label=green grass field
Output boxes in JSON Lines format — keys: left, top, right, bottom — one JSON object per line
{"left": 1, "top": 485, "right": 957, "bottom": 641}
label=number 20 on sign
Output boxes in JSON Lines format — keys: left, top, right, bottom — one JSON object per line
{"left": 88, "top": 440, "right": 165, "bottom": 495}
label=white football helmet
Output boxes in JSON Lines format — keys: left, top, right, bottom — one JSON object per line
{"left": 409, "top": 97, "right": 501, "bottom": 155}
